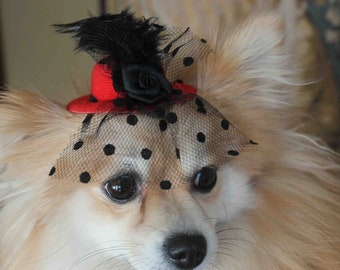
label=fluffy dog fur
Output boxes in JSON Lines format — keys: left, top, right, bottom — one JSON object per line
{"left": 0, "top": 14, "right": 339, "bottom": 270}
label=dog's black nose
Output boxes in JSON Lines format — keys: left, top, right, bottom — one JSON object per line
{"left": 163, "top": 233, "right": 207, "bottom": 269}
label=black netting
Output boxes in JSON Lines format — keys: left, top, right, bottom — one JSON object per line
{"left": 49, "top": 95, "right": 249, "bottom": 190}
{"left": 82, "top": 26, "right": 211, "bottom": 84}
{"left": 160, "top": 27, "right": 211, "bottom": 82}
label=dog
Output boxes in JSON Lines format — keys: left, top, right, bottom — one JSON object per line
{"left": 0, "top": 13, "right": 339, "bottom": 270}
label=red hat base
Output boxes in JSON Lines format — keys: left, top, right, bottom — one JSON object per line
{"left": 67, "top": 63, "right": 197, "bottom": 114}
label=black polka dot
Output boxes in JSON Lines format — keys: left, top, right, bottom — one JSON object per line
{"left": 127, "top": 114, "right": 138, "bottom": 126}
{"left": 159, "top": 120, "right": 167, "bottom": 131}
{"left": 165, "top": 112, "right": 177, "bottom": 124}
{"left": 176, "top": 148, "right": 180, "bottom": 159}
{"left": 197, "top": 107, "right": 206, "bottom": 114}
{"left": 89, "top": 95, "right": 98, "bottom": 103}
{"left": 221, "top": 119, "right": 229, "bottom": 130}
{"left": 201, "top": 38, "right": 207, "bottom": 43}
{"left": 160, "top": 180, "right": 172, "bottom": 190}
{"left": 49, "top": 167, "right": 56, "bottom": 176}
{"left": 228, "top": 150, "right": 239, "bottom": 156}
{"left": 103, "top": 144, "right": 115, "bottom": 155}
{"left": 183, "top": 57, "right": 194, "bottom": 66}
{"left": 141, "top": 148, "right": 152, "bottom": 160}
{"left": 195, "top": 98, "right": 204, "bottom": 108}
{"left": 73, "top": 140, "right": 84, "bottom": 150}
{"left": 197, "top": 132, "right": 206, "bottom": 143}
{"left": 80, "top": 171, "right": 91, "bottom": 183}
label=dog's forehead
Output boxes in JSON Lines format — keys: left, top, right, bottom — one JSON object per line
{"left": 49, "top": 96, "right": 249, "bottom": 190}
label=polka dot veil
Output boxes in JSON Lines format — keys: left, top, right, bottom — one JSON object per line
{"left": 49, "top": 95, "right": 250, "bottom": 190}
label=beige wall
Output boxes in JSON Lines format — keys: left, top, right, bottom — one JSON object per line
{"left": 0, "top": 0, "right": 98, "bottom": 102}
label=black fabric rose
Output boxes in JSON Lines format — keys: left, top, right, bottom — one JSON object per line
{"left": 122, "top": 64, "right": 172, "bottom": 103}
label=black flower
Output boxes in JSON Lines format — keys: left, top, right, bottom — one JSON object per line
{"left": 122, "top": 64, "right": 172, "bottom": 103}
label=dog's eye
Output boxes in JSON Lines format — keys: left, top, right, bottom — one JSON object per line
{"left": 192, "top": 166, "right": 217, "bottom": 193}
{"left": 104, "top": 174, "right": 138, "bottom": 202}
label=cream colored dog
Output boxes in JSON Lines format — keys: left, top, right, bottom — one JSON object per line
{"left": 0, "top": 14, "right": 339, "bottom": 270}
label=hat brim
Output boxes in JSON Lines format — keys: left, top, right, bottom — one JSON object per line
{"left": 67, "top": 83, "right": 197, "bottom": 114}
{"left": 67, "top": 95, "right": 115, "bottom": 113}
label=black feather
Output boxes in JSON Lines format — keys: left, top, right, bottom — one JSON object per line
{"left": 53, "top": 9, "right": 165, "bottom": 92}
{"left": 53, "top": 9, "right": 164, "bottom": 66}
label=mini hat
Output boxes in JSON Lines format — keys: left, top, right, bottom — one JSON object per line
{"left": 55, "top": 10, "right": 209, "bottom": 113}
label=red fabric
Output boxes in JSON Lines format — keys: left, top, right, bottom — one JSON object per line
{"left": 67, "top": 96, "right": 116, "bottom": 113}
{"left": 172, "top": 82, "right": 197, "bottom": 94}
{"left": 91, "top": 63, "right": 118, "bottom": 100}
{"left": 67, "top": 64, "right": 197, "bottom": 114}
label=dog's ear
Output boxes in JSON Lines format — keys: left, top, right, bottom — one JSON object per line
{"left": 198, "top": 13, "right": 297, "bottom": 112}
{"left": 197, "top": 14, "right": 300, "bottom": 175}
{"left": 0, "top": 90, "right": 81, "bottom": 178}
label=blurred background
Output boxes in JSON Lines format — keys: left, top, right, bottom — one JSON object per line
{"left": 0, "top": 0, "right": 339, "bottom": 150}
